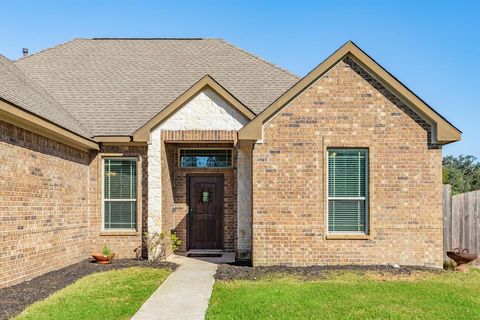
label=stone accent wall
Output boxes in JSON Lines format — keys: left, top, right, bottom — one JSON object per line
{"left": 252, "top": 57, "right": 443, "bottom": 267}
{"left": 237, "top": 142, "right": 253, "bottom": 260}
{"left": 147, "top": 127, "right": 163, "bottom": 240}
{"left": 159, "top": 88, "right": 249, "bottom": 131}
{"left": 0, "top": 121, "right": 91, "bottom": 288}
{"left": 161, "top": 141, "right": 237, "bottom": 253}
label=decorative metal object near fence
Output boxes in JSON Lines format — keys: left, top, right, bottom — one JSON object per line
{"left": 443, "top": 185, "right": 479, "bottom": 267}
{"left": 446, "top": 248, "right": 478, "bottom": 272}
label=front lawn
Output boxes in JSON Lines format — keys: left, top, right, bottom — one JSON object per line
{"left": 15, "top": 267, "right": 171, "bottom": 320}
{"left": 207, "top": 269, "right": 480, "bottom": 320}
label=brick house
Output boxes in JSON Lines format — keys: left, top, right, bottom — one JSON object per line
{"left": 0, "top": 39, "right": 460, "bottom": 288}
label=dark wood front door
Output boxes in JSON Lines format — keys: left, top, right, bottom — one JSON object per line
{"left": 188, "top": 175, "right": 223, "bottom": 250}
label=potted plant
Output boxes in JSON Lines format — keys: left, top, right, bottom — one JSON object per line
{"left": 92, "top": 246, "right": 115, "bottom": 264}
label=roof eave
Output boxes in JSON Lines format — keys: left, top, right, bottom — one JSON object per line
{"left": 0, "top": 99, "right": 99, "bottom": 151}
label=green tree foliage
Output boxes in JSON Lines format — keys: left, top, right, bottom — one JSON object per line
{"left": 442, "top": 155, "right": 480, "bottom": 195}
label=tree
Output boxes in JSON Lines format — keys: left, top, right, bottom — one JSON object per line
{"left": 442, "top": 155, "right": 480, "bottom": 195}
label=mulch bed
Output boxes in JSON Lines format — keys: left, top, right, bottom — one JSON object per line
{"left": 0, "top": 259, "right": 177, "bottom": 320}
{"left": 215, "top": 264, "right": 444, "bottom": 281}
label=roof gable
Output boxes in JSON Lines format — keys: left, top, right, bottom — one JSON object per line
{"left": 157, "top": 88, "right": 249, "bottom": 131}
{"left": 239, "top": 41, "right": 461, "bottom": 145}
{"left": 133, "top": 75, "right": 255, "bottom": 141}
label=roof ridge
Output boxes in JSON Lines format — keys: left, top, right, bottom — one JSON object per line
{"left": 5, "top": 55, "right": 92, "bottom": 137}
{"left": 92, "top": 37, "right": 205, "bottom": 40}
{"left": 15, "top": 38, "right": 87, "bottom": 62}
{"left": 218, "top": 39, "right": 300, "bottom": 79}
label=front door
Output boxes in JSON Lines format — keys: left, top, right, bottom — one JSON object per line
{"left": 188, "top": 175, "right": 223, "bottom": 250}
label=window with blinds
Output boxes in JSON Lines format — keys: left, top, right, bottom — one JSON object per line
{"left": 103, "top": 158, "right": 137, "bottom": 230}
{"left": 328, "top": 149, "right": 368, "bottom": 233}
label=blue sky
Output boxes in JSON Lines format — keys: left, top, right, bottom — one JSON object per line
{"left": 0, "top": 0, "right": 478, "bottom": 158}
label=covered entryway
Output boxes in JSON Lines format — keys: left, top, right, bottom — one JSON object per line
{"left": 188, "top": 175, "right": 224, "bottom": 250}
{"left": 144, "top": 79, "right": 255, "bottom": 261}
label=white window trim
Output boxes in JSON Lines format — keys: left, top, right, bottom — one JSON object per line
{"left": 326, "top": 148, "right": 369, "bottom": 235}
{"left": 177, "top": 147, "right": 233, "bottom": 169}
{"left": 101, "top": 157, "right": 138, "bottom": 231}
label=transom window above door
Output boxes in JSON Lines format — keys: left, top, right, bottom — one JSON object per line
{"left": 179, "top": 149, "right": 232, "bottom": 168}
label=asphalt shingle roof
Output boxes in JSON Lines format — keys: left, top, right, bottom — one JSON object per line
{"left": 14, "top": 38, "right": 299, "bottom": 136}
{"left": 0, "top": 54, "right": 91, "bottom": 138}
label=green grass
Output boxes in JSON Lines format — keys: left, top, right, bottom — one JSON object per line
{"left": 16, "top": 267, "right": 171, "bottom": 320}
{"left": 207, "top": 270, "right": 480, "bottom": 320}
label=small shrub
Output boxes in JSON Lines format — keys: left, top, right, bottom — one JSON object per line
{"left": 102, "top": 246, "right": 112, "bottom": 257}
{"left": 170, "top": 232, "right": 182, "bottom": 253}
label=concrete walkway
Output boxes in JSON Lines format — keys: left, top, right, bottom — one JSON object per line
{"left": 131, "top": 255, "right": 218, "bottom": 320}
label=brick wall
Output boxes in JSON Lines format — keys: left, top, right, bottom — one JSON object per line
{"left": 0, "top": 122, "right": 148, "bottom": 288}
{"left": 0, "top": 121, "right": 91, "bottom": 288}
{"left": 252, "top": 57, "right": 443, "bottom": 267}
{"left": 88, "top": 145, "right": 147, "bottom": 259}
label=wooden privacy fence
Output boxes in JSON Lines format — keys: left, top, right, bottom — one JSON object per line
{"left": 443, "top": 185, "right": 480, "bottom": 260}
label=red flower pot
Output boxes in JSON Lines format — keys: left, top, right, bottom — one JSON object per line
{"left": 92, "top": 253, "right": 115, "bottom": 264}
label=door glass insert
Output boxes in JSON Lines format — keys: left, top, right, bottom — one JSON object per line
{"left": 202, "top": 191, "right": 210, "bottom": 203}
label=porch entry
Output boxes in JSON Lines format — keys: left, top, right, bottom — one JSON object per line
{"left": 187, "top": 175, "right": 224, "bottom": 250}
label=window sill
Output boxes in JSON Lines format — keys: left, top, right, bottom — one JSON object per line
{"left": 326, "top": 234, "right": 371, "bottom": 240}
{"left": 100, "top": 230, "right": 139, "bottom": 237}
